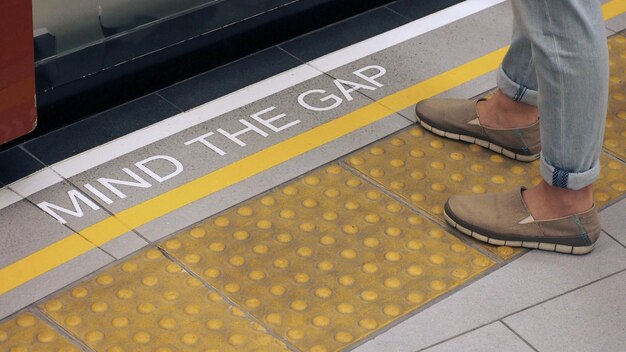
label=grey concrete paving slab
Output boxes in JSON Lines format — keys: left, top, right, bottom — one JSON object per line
{"left": 0, "top": 247, "right": 113, "bottom": 320}
{"left": 607, "top": 12, "right": 626, "bottom": 33}
{"left": 13, "top": 180, "right": 145, "bottom": 259}
{"left": 600, "top": 198, "right": 626, "bottom": 247}
{"left": 58, "top": 73, "right": 394, "bottom": 240}
{"left": 0, "top": 193, "right": 78, "bottom": 268}
{"left": 420, "top": 322, "right": 535, "bottom": 352}
{"left": 353, "top": 234, "right": 626, "bottom": 352}
{"left": 319, "top": 2, "right": 513, "bottom": 106}
{"left": 504, "top": 271, "right": 626, "bottom": 352}
{"left": 136, "top": 112, "right": 412, "bottom": 241}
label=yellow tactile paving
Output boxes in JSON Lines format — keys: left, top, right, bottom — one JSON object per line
{"left": 161, "top": 164, "right": 495, "bottom": 352}
{"left": 0, "top": 312, "right": 79, "bottom": 352}
{"left": 345, "top": 127, "right": 534, "bottom": 259}
{"left": 40, "top": 249, "right": 289, "bottom": 352}
{"left": 592, "top": 154, "right": 626, "bottom": 207}
{"left": 606, "top": 35, "right": 626, "bottom": 160}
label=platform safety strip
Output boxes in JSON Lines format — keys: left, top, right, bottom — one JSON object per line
{"left": 159, "top": 164, "right": 495, "bottom": 352}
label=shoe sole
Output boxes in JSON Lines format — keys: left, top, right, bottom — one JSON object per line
{"left": 443, "top": 209, "right": 595, "bottom": 255}
{"left": 416, "top": 117, "right": 540, "bottom": 162}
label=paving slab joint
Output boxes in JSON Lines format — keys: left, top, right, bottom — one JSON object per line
{"left": 500, "top": 320, "right": 541, "bottom": 352}
{"left": 337, "top": 128, "right": 520, "bottom": 264}
{"left": 155, "top": 245, "right": 301, "bottom": 352}
{"left": 31, "top": 307, "right": 95, "bottom": 352}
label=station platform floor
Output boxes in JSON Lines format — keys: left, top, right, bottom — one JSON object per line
{"left": 1, "top": 0, "right": 626, "bottom": 351}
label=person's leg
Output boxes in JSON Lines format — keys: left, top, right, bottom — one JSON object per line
{"left": 444, "top": 0, "right": 608, "bottom": 254}
{"left": 511, "top": 0, "right": 608, "bottom": 219}
{"left": 478, "top": 15, "right": 539, "bottom": 129}
{"left": 414, "top": 7, "right": 542, "bottom": 161}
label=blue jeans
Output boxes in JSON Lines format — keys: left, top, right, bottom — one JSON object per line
{"left": 496, "top": 0, "right": 609, "bottom": 190}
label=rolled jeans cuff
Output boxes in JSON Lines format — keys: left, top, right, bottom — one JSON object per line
{"left": 496, "top": 65, "right": 538, "bottom": 106}
{"left": 540, "top": 155, "right": 600, "bottom": 190}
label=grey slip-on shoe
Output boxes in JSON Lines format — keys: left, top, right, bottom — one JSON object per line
{"left": 444, "top": 188, "right": 601, "bottom": 255}
{"left": 415, "top": 98, "right": 541, "bottom": 162}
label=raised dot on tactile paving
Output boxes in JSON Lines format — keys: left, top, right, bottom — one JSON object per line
{"left": 339, "top": 275, "right": 356, "bottom": 286}
{"left": 265, "top": 313, "right": 282, "bottom": 325}
{"left": 363, "top": 237, "right": 379, "bottom": 248}
{"left": 237, "top": 206, "right": 253, "bottom": 216}
{"left": 283, "top": 185, "right": 298, "bottom": 195}
{"left": 410, "top": 148, "right": 426, "bottom": 159}
{"left": 391, "top": 138, "right": 405, "bottom": 146}
{"left": 473, "top": 256, "right": 492, "bottom": 267}
{"left": 290, "top": 300, "right": 308, "bottom": 311}
{"left": 452, "top": 268, "right": 469, "bottom": 279}
{"left": 323, "top": 211, "right": 338, "bottom": 221}
{"left": 302, "top": 198, "right": 318, "bottom": 208}
{"left": 37, "top": 330, "right": 56, "bottom": 343}
{"left": 385, "top": 251, "right": 401, "bottom": 262}
{"left": 276, "top": 232, "right": 293, "bottom": 243}
{"left": 386, "top": 202, "right": 402, "bottom": 212}
{"left": 315, "top": 287, "right": 332, "bottom": 299}
{"left": 65, "top": 315, "right": 82, "bottom": 327}
{"left": 86, "top": 330, "right": 104, "bottom": 343}
{"left": 370, "top": 146, "right": 385, "bottom": 155}
{"left": 228, "top": 334, "right": 247, "bottom": 346}
{"left": 324, "top": 188, "right": 340, "bottom": 198}
{"left": 364, "top": 214, "right": 380, "bottom": 223}
{"left": 383, "top": 305, "right": 401, "bottom": 317}
{"left": 189, "top": 227, "right": 206, "bottom": 238}
{"left": 121, "top": 262, "right": 138, "bottom": 273}
{"left": 335, "top": 331, "right": 354, "bottom": 343}
{"left": 249, "top": 270, "right": 266, "bottom": 280}
{"left": 430, "top": 161, "right": 445, "bottom": 170}
{"left": 213, "top": 216, "right": 230, "bottom": 227}
{"left": 91, "top": 302, "right": 108, "bottom": 313}
{"left": 204, "top": 268, "right": 220, "bottom": 278}
{"left": 491, "top": 175, "right": 505, "bottom": 184}
{"left": 369, "top": 167, "right": 385, "bottom": 177}
{"left": 337, "top": 303, "right": 355, "bottom": 314}
{"left": 300, "top": 222, "right": 316, "bottom": 232}
{"left": 429, "top": 140, "right": 444, "bottom": 149}
{"left": 273, "top": 258, "right": 289, "bottom": 269}
{"left": 294, "top": 273, "right": 311, "bottom": 284}
{"left": 224, "top": 283, "right": 241, "bottom": 293}
{"left": 253, "top": 244, "right": 269, "bottom": 254}
{"left": 359, "top": 318, "right": 378, "bottom": 330}
{"left": 472, "top": 185, "right": 486, "bottom": 194}
{"left": 384, "top": 277, "right": 402, "bottom": 289}
{"left": 320, "top": 235, "right": 336, "bottom": 245}
{"left": 297, "top": 246, "right": 313, "bottom": 257}
{"left": 407, "top": 265, "right": 423, "bottom": 276}
{"left": 343, "top": 224, "right": 359, "bottom": 235}
{"left": 317, "top": 261, "right": 334, "bottom": 271}
{"left": 260, "top": 196, "right": 276, "bottom": 206}
{"left": 245, "top": 298, "right": 261, "bottom": 309}
{"left": 45, "top": 300, "right": 63, "bottom": 312}
{"left": 304, "top": 175, "right": 320, "bottom": 185}
{"left": 360, "top": 289, "right": 379, "bottom": 302}
{"left": 326, "top": 165, "right": 342, "bottom": 174}
{"left": 257, "top": 219, "right": 273, "bottom": 229}
{"left": 270, "top": 285, "right": 286, "bottom": 296}
{"left": 407, "top": 240, "right": 423, "bottom": 251}
{"left": 96, "top": 274, "right": 114, "bottom": 285}
{"left": 16, "top": 315, "right": 36, "bottom": 327}
{"left": 312, "top": 315, "right": 330, "bottom": 327}
{"left": 429, "top": 254, "right": 445, "bottom": 265}
{"left": 362, "top": 262, "right": 378, "bottom": 273}
{"left": 346, "top": 178, "right": 362, "bottom": 187}
{"left": 278, "top": 208, "right": 298, "bottom": 224}
{"left": 184, "top": 304, "right": 200, "bottom": 315}
{"left": 340, "top": 249, "right": 357, "bottom": 259}
{"left": 407, "top": 292, "right": 424, "bottom": 304}
{"left": 163, "top": 290, "right": 180, "bottom": 300}
{"left": 287, "top": 329, "right": 305, "bottom": 340}
{"left": 137, "top": 302, "right": 155, "bottom": 314}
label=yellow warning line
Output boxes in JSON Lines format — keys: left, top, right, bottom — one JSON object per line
{"left": 1, "top": 0, "right": 624, "bottom": 296}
